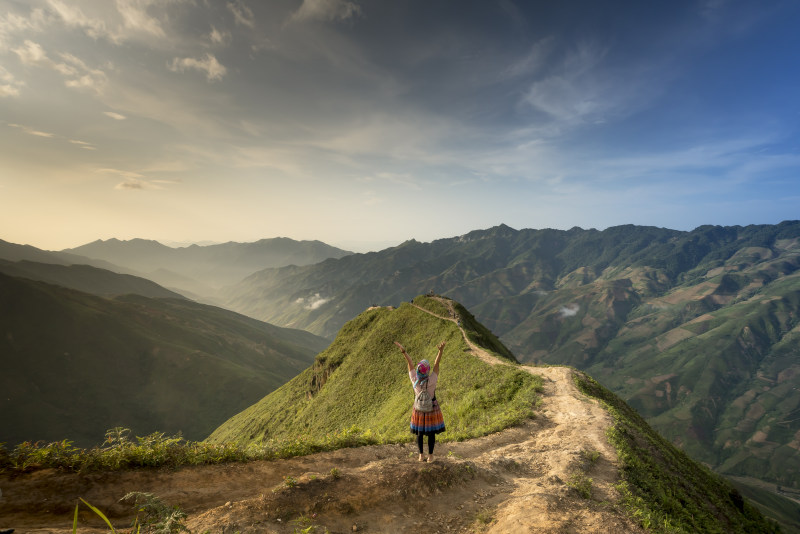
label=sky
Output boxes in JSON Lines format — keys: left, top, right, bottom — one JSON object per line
{"left": 1, "top": 0, "right": 799, "bottom": 252}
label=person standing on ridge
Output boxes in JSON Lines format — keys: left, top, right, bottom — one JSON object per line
{"left": 394, "top": 340, "right": 446, "bottom": 462}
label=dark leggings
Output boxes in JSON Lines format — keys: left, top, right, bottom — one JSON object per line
{"left": 417, "top": 432, "right": 436, "bottom": 454}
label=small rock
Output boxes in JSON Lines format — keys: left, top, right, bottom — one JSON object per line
{"left": 352, "top": 525, "right": 358, "bottom": 532}
{"left": 225, "top": 501, "right": 232, "bottom": 508}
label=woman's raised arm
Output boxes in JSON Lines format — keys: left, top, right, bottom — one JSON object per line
{"left": 394, "top": 341, "right": 414, "bottom": 373}
{"left": 433, "top": 341, "right": 445, "bottom": 375}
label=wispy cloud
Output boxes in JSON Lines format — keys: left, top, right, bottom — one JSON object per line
{"left": 169, "top": 54, "right": 226, "bottom": 81}
{"left": 46, "top": 0, "right": 111, "bottom": 41}
{"left": 58, "top": 52, "right": 108, "bottom": 94}
{"left": 98, "top": 168, "right": 166, "bottom": 191}
{"left": 8, "top": 123, "right": 54, "bottom": 138}
{"left": 0, "top": 7, "right": 47, "bottom": 48}
{"left": 0, "top": 66, "right": 22, "bottom": 96}
{"left": 115, "top": 0, "right": 166, "bottom": 38}
{"left": 209, "top": 26, "right": 230, "bottom": 46}
{"left": 69, "top": 139, "right": 96, "bottom": 150}
{"left": 0, "top": 84, "right": 19, "bottom": 97}
{"left": 559, "top": 304, "right": 580, "bottom": 317}
{"left": 103, "top": 111, "right": 127, "bottom": 120}
{"left": 295, "top": 293, "right": 331, "bottom": 310}
{"left": 12, "top": 40, "right": 108, "bottom": 94}
{"left": 289, "top": 0, "right": 362, "bottom": 23}
{"left": 227, "top": 1, "right": 255, "bottom": 28}
{"left": 12, "top": 39, "right": 49, "bottom": 65}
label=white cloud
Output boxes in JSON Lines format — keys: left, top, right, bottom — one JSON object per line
{"left": 0, "top": 8, "right": 48, "bottom": 48}
{"left": 0, "top": 84, "right": 19, "bottom": 97}
{"left": 70, "top": 139, "right": 96, "bottom": 150}
{"left": 8, "top": 123, "right": 54, "bottom": 138}
{"left": 115, "top": 0, "right": 165, "bottom": 38}
{"left": 227, "top": 1, "right": 255, "bottom": 28}
{"left": 0, "top": 66, "right": 22, "bottom": 96}
{"left": 294, "top": 293, "right": 332, "bottom": 310}
{"left": 97, "top": 167, "right": 169, "bottom": 190}
{"left": 290, "top": 0, "right": 362, "bottom": 23}
{"left": 12, "top": 41, "right": 107, "bottom": 94}
{"left": 46, "top": 0, "right": 111, "bottom": 41}
{"left": 559, "top": 304, "right": 580, "bottom": 317}
{"left": 209, "top": 26, "right": 230, "bottom": 45}
{"left": 169, "top": 54, "right": 226, "bottom": 81}
{"left": 12, "top": 40, "right": 48, "bottom": 65}
{"left": 58, "top": 53, "right": 108, "bottom": 94}
{"left": 104, "top": 111, "right": 127, "bottom": 120}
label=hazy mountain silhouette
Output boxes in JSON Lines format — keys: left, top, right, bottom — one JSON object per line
{"left": 62, "top": 237, "right": 353, "bottom": 295}
{"left": 0, "top": 259, "right": 185, "bottom": 299}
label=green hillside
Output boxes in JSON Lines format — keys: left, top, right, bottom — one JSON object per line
{"left": 0, "top": 272, "right": 329, "bottom": 447}
{"left": 207, "top": 296, "right": 539, "bottom": 446}
{"left": 219, "top": 221, "right": 800, "bottom": 489}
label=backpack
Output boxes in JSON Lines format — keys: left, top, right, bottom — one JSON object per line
{"left": 414, "top": 379, "right": 434, "bottom": 412}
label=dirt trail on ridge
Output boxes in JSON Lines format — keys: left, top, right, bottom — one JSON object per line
{"left": 0, "top": 303, "right": 641, "bottom": 533}
{"left": 411, "top": 298, "right": 507, "bottom": 367}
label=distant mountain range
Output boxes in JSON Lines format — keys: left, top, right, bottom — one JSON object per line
{"left": 62, "top": 237, "right": 352, "bottom": 297}
{"left": 216, "top": 221, "right": 800, "bottom": 489}
{"left": 0, "top": 272, "right": 329, "bottom": 447}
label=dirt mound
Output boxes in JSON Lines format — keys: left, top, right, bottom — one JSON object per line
{"left": 0, "top": 367, "right": 642, "bottom": 533}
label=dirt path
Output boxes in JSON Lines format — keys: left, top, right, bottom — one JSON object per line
{"left": 411, "top": 298, "right": 507, "bottom": 367}
{"left": 1, "top": 302, "right": 640, "bottom": 533}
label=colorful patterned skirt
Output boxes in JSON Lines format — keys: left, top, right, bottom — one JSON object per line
{"left": 410, "top": 399, "right": 446, "bottom": 435}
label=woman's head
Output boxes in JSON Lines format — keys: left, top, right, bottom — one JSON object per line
{"left": 416, "top": 359, "right": 430, "bottom": 376}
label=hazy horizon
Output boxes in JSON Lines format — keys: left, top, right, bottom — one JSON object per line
{"left": 2, "top": 1, "right": 799, "bottom": 251}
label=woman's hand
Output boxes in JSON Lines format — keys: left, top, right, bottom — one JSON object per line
{"left": 394, "top": 341, "right": 406, "bottom": 352}
{"left": 437, "top": 341, "right": 446, "bottom": 351}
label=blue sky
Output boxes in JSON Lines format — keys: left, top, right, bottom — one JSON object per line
{"left": 1, "top": 0, "right": 798, "bottom": 251}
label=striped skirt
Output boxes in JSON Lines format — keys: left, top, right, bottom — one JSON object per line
{"left": 410, "top": 399, "right": 446, "bottom": 435}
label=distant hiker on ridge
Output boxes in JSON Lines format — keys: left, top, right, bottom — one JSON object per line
{"left": 394, "top": 340, "right": 446, "bottom": 462}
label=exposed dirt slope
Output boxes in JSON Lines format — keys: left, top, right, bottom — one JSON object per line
{"left": 0, "top": 361, "right": 641, "bottom": 533}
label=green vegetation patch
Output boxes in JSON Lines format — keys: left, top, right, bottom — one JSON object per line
{"left": 0, "top": 425, "right": 383, "bottom": 474}
{"left": 208, "top": 297, "right": 541, "bottom": 447}
{"left": 574, "top": 372, "right": 779, "bottom": 533}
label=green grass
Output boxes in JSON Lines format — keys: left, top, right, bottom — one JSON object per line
{"left": 208, "top": 296, "right": 542, "bottom": 447}
{"left": 574, "top": 371, "right": 780, "bottom": 533}
{"left": 0, "top": 425, "right": 389, "bottom": 474}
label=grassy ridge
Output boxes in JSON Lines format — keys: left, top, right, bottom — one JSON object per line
{"left": 574, "top": 371, "right": 779, "bottom": 534}
{"left": 207, "top": 297, "right": 542, "bottom": 446}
